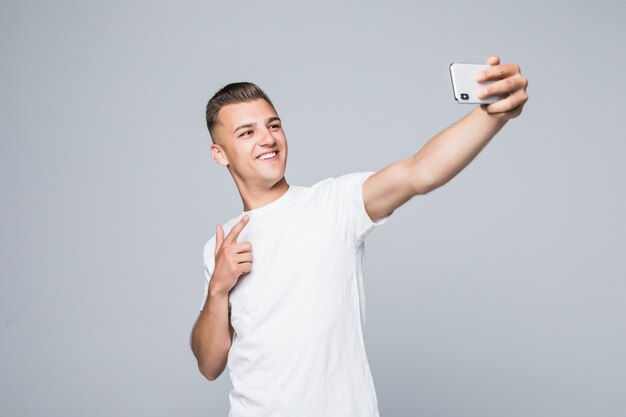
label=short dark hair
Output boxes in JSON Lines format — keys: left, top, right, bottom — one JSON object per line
{"left": 205, "top": 82, "right": 274, "bottom": 144}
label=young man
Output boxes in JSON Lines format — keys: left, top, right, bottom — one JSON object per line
{"left": 191, "top": 56, "right": 528, "bottom": 416}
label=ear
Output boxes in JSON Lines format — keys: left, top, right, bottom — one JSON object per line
{"left": 211, "top": 144, "right": 229, "bottom": 167}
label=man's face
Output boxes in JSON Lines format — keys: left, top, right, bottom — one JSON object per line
{"left": 211, "top": 98, "right": 288, "bottom": 187}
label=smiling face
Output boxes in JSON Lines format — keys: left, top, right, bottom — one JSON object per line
{"left": 210, "top": 98, "right": 288, "bottom": 190}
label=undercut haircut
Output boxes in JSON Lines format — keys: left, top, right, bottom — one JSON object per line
{"left": 205, "top": 82, "right": 275, "bottom": 144}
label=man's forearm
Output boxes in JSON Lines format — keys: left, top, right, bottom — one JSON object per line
{"left": 191, "top": 289, "right": 232, "bottom": 380}
{"left": 412, "top": 107, "right": 508, "bottom": 192}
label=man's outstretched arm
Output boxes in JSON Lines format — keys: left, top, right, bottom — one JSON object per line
{"left": 362, "top": 55, "right": 528, "bottom": 222}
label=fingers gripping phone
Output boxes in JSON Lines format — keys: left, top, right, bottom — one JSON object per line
{"left": 449, "top": 63, "right": 506, "bottom": 104}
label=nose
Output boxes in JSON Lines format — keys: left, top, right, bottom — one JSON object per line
{"left": 258, "top": 125, "right": 278, "bottom": 146}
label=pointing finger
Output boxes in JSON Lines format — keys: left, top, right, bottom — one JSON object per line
{"left": 224, "top": 215, "right": 250, "bottom": 246}
{"left": 215, "top": 224, "right": 225, "bottom": 256}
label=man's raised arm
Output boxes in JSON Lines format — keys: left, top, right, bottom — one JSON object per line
{"left": 362, "top": 55, "right": 528, "bottom": 223}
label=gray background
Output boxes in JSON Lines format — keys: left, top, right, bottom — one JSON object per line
{"left": 1, "top": 0, "right": 625, "bottom": 416}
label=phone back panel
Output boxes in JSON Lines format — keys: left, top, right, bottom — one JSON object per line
{"left": 449, "top": 63, "right": 506, "bottom": 104}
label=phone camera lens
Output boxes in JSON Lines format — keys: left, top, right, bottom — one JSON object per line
{"left": 461, "top": 93, "right": 469, "bottom": 100}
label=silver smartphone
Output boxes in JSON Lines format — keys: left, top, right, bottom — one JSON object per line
{"left": 449, "top": 63, "right": 506, "bottom": 104}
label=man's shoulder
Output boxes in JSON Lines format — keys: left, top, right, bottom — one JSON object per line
{"left": 309, "top": 171, "right": 375, "bottom": 192}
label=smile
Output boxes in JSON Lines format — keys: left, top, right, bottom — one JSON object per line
{"left": 256, "top": 151, "right": 279, "bottom": 161}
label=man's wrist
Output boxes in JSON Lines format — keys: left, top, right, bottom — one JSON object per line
{"left": 209, "top": 281, "right": 230, "bottom": 298}
{"left": 477, "top": 105, "right": 509, "bottom": 127}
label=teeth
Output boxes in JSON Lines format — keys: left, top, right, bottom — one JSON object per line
{"left": 258, "top": 151, "right": 277, "bottom": 160}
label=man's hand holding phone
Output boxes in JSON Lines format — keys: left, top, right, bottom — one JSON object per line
{"left": 474, "top": 55, "right": 529, "bottom": 120}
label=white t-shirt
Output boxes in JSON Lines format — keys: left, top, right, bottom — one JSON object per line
{"left": 200, "top": 171, "right": 393, "bottom": 417}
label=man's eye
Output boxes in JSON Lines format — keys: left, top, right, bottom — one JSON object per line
{"left": 241, "top": 130, "right": 252, "bottom": 137}
{"left": 270, "top": 124, "right": 281, "bottom": 129}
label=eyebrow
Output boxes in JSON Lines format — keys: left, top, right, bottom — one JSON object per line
{"left": 233, "top": 116, "right": 281, "bottom": 134}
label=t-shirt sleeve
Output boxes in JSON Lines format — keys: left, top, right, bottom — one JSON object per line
{"left": 318, "top": 171, "right": 393, "bottom": 248}
{"left": 200, "top": 237, "right": 216, "bottom": 311}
